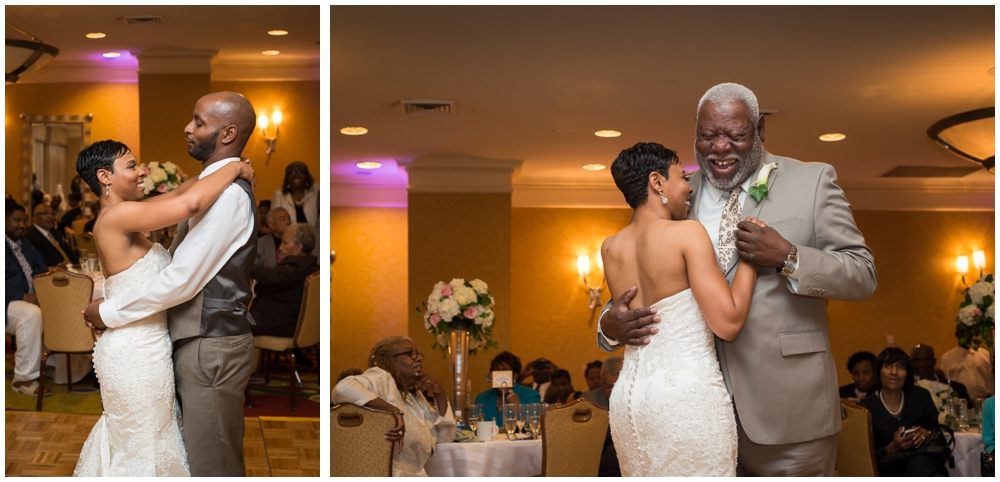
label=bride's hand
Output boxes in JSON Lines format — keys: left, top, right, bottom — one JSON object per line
{"left": 233, "top": 160, "right": 257, "bottom": 191}
{"left": 744, "top": 217, "right": 767, "bottom": 229}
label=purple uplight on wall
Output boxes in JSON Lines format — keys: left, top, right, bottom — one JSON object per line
{"left": 88, "top": 51, "right": 138, "bottom": 66}
{"left": 331, "top": 159, "right": 407, "bottom": 183}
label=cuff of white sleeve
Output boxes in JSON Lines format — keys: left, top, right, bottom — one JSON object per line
{"left": 98, "top": 300, "right": 124, "bottom": 329}
{"left": 597, "top": 308, "right": 620, "bottom": 346}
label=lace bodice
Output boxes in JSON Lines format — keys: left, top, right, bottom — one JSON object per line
{"left": 609, "top": 288, "right": 737, "bottom": 476}
{"left": 103, "top": 243, "right": 172, "bottom": 300}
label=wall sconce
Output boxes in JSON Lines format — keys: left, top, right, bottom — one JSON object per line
{"left": 577, "top": 253, "right": 606, "bottom": 310}
{"left": 257, "top": 110, "right": 282, "bottom": 164}
{"left": 957, "top": 249, "right": 988, "bottom": 288}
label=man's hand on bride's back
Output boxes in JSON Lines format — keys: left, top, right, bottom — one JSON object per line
{"left": 600, "top": 286, "right": 659, "bottom": 346}
{"left": 235, "top": 158, "right": 257, "bottom": 190}
{"left": 82, "top": 298, "right": 107, "bottom": 334}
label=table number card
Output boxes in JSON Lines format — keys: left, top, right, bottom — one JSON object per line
{"left": 492, "top": 370, "right": 513, "bottom": 389}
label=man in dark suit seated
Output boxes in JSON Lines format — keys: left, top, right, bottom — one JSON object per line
{"left": 911, "top": 343, "right": 971, "bottom": 402}
{"left": 581, "top": 356, "right": 623, "bottom": 410}
{"left": 5, "top": 201, "right": 50, "bottom": 396}
{"left": 25, "top": 202, "right": 78, "bottom": 268}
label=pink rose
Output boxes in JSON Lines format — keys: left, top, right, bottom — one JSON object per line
{"left": 464, "top": 306, "right": 479, "bottom": 319}
{"left": 430, "top": 314, "right": 442, "bottom": 327}
{"left": 156, "top": 184, "right": 168, "bottom": 193}
{"left": 441, "top": 285, "right": 453, "bottom": 296}
{"left": 142, "top": 167, "right": 151, "bottom": 176}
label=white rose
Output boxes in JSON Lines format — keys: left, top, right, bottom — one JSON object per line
{"left": 470, "top": 279, "right": 488, "bottom": 295}
{"left": 481, "top": 308, "right": 494, "bottom": 327}
{"left": 958, "top": 304, "right": 979, "bottom": 325}
{"left": 449, "top": 278, "right": 466, "bottom": 291}
{"left": 163, "top": 162, "right": 177, "bottom": 174}
{"left": 440, "top": 298, "right": 461, "bottom": 320}
{"left": 423, "top": 313, "right": 432, "bottom": 331}
{"left": 431, "top": 281, "right": 447, "bottom": 301}
{"left": 142, "top": 176, "right": 153, "bottom": 195}
{"left": 969, "top": 280, "right": 992, "bottom": 304}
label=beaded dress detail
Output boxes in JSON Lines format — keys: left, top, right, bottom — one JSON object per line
{"left": 74, "top": 244, "right": 189, "bottom": 477}
{"left": 608, "top": 288, "right": 737, "bottom": 476}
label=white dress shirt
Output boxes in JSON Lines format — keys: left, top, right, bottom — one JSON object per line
{"left": 939, "top": 345, "right": 995, "bottom": 399}
{"left": 99, "top": 157, "right": 255, "bottom": 328}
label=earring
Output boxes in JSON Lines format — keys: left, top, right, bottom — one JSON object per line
{"left": 658, "top": 190, "right": 668, "bottom": 204}
{"left": 105, "top": 184, "right": 111, "bottom": 196}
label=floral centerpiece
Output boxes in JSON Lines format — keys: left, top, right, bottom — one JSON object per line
{"left": 418, "top": 278, "right": 498, "bottom": 355}
{"left": 915, "top": 379, "right": 959, "bottom": 430}
{"left": 956, "top": 274, "right": 994, "bottom": 350}
{"left": 140, "top": 161, "right": 187, "bottom": 197}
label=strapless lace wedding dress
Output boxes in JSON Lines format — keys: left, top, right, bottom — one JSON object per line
{"left": 74, "top": 244, "right": 189, "bottom": 477}
{"left": 608, "top": 288, "right": 737, "bottom": 476}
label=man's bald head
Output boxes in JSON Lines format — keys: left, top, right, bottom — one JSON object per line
{"left": 201, "top": 91, "right": 256, "bottom": 144}
{"left": 185, "top": 91, "right": 257, "bottom": 163}
{"left": 910, "top": 343, "right": 938, "bottom": 380}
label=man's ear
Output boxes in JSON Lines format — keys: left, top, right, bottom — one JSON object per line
{"left": 220, "top": 124, "right": 239, "bottom": 145}
{"left": 757, "top": 114, "right": 766, "bottom": 144}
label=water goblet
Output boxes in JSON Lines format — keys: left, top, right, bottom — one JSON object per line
{"left": 528, "top": 403, "right": 542, "bottom": 439}
{"left": 468, "top": 403, "right": 482, "bottom": 432}
{"left": 503, "top": 403, "right": 518, "bottom": 439}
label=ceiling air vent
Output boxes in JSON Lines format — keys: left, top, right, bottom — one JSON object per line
{"left": 124, "top": 15, "right": 163, "bottom": 25}
{"left": 401, "top": 99, "right": 454, "bottom": 116}
{"left": 880, "top": 166, "right": 981, "bottom": 178}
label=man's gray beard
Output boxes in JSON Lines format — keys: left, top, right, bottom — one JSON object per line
{"left": 694, "top": 136, "right": 764, "bottom": 191}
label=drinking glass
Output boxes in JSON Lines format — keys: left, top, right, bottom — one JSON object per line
{"left": 972, "top": 398, "right": 986, "bottom": 430}
{"left": 468, "top": 404, "right": 482, "bottom": 432}
{"left": 516, "top": 403, "right": 528, "bottom": 434}
{"left": 528, "top": 403, "right": 542, "bottom": 439}
{"left": 503, "top": 404, "right": 518, "bottom": 437}
{"left": 950, "top": 398, "right": 969, "bottom": 432}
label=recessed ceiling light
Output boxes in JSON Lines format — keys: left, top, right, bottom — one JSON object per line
{"left": 356, "top": 162, "right": 382, "bottom": 170}
{"left": 583, "top": 164, "right": 607, "bottom": 171}
{"left": 819, "top": 133, "right": 846, "bottom": 142}
{"left": 595, "top": 130, "right": 621, "bottom": 138}
{"left": 262, "top": 50, "right": 280, "bottom": 56}
{"left": 340, "top": 127, "right": 368, "bottom": 136}
{"left": 268, "top": 30, "right": 288, "bottom": 36}
{"left": 102, "top": 52, "right": 121, "bottom": 58}
{"left": 86, "top": 33, "right": 106, "bottom": 39}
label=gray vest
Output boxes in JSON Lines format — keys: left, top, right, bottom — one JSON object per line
{"left": 167, "top": 178, "right": 258, "bottom": 342}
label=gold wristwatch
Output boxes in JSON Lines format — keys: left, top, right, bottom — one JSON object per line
{"left": 780, "top": 244, "right": 798, "bottom": 277}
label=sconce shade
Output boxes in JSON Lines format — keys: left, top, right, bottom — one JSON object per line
{"left": 257, "top": 114, "right": 269, "bottom": 130}
{"left": 957, "top": 256, "right": 969, "bottom": 275}
{"left": 577, "top": 255, "right": 590, "bottom": 276}
{"left": 6, "top": 38, "right": 59, "bottom": 84}
{"left": 973, "top": 250, "right": 986, "bottom": 270}
{"left": 272, "top": 110, "right": 282, "bottom": 126}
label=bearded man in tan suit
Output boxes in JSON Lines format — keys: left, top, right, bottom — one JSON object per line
{"left": 598, "top": 83, "right": 877, "bottom": 476}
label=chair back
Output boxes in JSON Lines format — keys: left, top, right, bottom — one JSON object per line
{"left": 330, "top": 403, "right": 396, "bottom": 477}
{"left": 34, "top": 270, "right": 96, "bottom": 352}
{"left": 71, "top": 218, "right": 89, "bottom": 236}
{"left": 837, "top": 399, "right": 879, "bottom": 477}
{"left": 540, "top": 397, "right": 609, "bottom": 476}
{"left": 292, "top": 271, "right": 321, "bottom": 349}
{"left": 75, "top": 231, "right": 98, "bottom": 254}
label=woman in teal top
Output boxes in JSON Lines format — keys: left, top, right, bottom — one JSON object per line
{"left": 984, "top": 396, "right": 994, "bottom": 454}
{"left": 473, "top": 351, "right": 541, "bottom": 422}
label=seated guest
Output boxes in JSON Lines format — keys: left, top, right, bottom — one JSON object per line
{"left": 5, "top": 201, "right": 50, "bottom": 396}
{"left": 545, "top": 369, "right": 582, "bottom": 405}
{"left": 26, "top": 202, "right": 78, "bottom": 267}
{"left": 83, "top": 201, "right": 100, "bottom": 233}
{"left": 859, "top": 347, "right": 947, "bottom": 477}
{"left": 519, "top": 357, "right": 555, "bottom": 401}
{"left": 337, "top": 367, "right": 362, "bottom": 383}
{"left": 333, "top": 336, "right": 456, "bottom": 477}
{"left": 840, "top": 350, "right": 877, "bottom": 400}
{"left": 939, "top": 326, "right": 994, "bottom": 399}
{"left": 257, "top": 200, "right": 272, "bottom": 236}
{"left": 249, "top": 223, "right": 319, "bottom": 338}
{"left": 59, "top": 192, "right": 83, "bottom": 231}
{"left": 582, "top": 356, "right": 623, "bottom": 410}
{"left": 584, "top": 360, "right": 603, "bottom": 392}
{"left": 255, "top": 207, "right": 291, "bottom": 268}
{"left": 474, "top": 351, "right": 541, "bottom": 422}
{"left": 911, "top": 343, "right": 970, "bottom": 402}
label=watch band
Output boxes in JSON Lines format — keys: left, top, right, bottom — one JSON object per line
{"left": 780, "top": 244, "right": 798, "bottom": 277}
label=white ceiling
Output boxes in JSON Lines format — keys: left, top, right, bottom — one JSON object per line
{"left": 6, "top": 5, "right": 321, "bottom": 82}
{"left": 330, "top": 6, "right": 995, "bottom": 210}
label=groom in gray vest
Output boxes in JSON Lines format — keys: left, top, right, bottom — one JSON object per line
{"left": 598, "top": 83, "right": 877, "bottom": 476}
{"left": 87, "top": 92, "right": 259, "bottom": 476}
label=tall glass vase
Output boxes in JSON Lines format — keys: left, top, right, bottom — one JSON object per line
{"left": 447, "top": 319, "right": 472, "bottom": 413}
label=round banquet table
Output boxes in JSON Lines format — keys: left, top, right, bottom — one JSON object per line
{"left": 424, "top": 439, "right": 542, "bottom": 477}
{"left": 948, "top": 429, "right": 985, "bottom": 477}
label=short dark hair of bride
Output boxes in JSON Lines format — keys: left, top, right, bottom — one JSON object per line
{"left": 610, "top": 142, "right": 680, "bottom": 209}
{"left": 77, "top": 140, "right": 132, "bottom": 194}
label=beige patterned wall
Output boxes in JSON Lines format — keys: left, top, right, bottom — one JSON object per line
{"left": 330, "top": 207, "right": 409, "bottom": 379}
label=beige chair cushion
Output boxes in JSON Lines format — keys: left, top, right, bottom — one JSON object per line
{"left": 836, "top": 399, "right": 878, "bottom": 477}
{"left": 293, "top": 272, "right": 321, "bottom": 348}
{"left": 254, "top": 335, "right": 293, "bottom": 351}
{"left": 331, "top": 403, "right": 396, "bottom": 476}
{"left": 34, "top": 271, "right": 95, "bottom": 353}
{"left": 75, "top": 232, "right": 98, "bottom": 256}
{"left": 540, "top": 398, "right": 609, "bottom": 476}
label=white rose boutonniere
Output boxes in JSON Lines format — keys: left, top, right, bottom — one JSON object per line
{"left": 748, "top": 162, "right": 778, "bottom": 206}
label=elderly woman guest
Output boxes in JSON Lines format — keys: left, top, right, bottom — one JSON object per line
{"left": 859, "top": 347, "right": 947, "bottom": 477}
{"left": 249, "top": 223, "right": 319, "bottom": 338}
{"left": 333, "top": 336, "right": 456, "bottom": 477}
{"left": 271, "top": 161, "right": 319, "bottom": 256}
{"left": 473, "top": 351, "right": 541, "bottom": 422}
{"left": 840, "top": 350, "right": 877, "bottom": 401}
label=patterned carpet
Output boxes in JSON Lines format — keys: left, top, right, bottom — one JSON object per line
{"left": 5, "top": 346, "right": 321, "bottom": 418}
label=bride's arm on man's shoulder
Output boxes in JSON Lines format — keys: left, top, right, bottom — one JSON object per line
{"left": 683, "top": 221, "right": 757, "bottom": 342}
{"left": 103, "top": 162, "right": 254, "bottom": 234}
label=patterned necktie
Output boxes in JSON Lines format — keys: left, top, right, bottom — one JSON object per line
{"left": 716, "top": 187, "right": 744, "bottom": 269}
{"left": 6, "top": 237, "right": 35, "bottom": 294}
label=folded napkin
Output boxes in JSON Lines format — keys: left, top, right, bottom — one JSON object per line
{"left": 453, "top": 429, "right": 482, "bottom": 443}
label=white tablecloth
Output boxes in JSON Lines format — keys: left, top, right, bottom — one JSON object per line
{"left": 949, "top": 430, "right": 984, "bottom": 477}
{"left": 425, "top": 439, "right": 542, "bottom": 477}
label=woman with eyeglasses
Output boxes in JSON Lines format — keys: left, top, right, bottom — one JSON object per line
{"left": 333, "top": 336, "right": 456, "bottom": 477}
{"left": 858, "top": 347, "right": 946, "bottom": 477}
{"left": 271, "top": 161, "right": 319, "bottom": 256}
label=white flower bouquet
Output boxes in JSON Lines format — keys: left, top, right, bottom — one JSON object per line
{"left": 915, "top": 379, "right": 959, "bottom": 429}
{"left": 140, "top": 161, "right": 187, "bottom": 197}
{"left": 418, "top": 278, "right": 498, "bottom": 355}
{"left": 956, "top": 274, "right": 994, "bottom": 350}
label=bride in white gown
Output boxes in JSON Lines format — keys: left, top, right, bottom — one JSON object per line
{"left": 601, "top": 143, "right": 762, "bottom": 476}
{"left": 72, "top": 140, "right": 254, "bottom": 477}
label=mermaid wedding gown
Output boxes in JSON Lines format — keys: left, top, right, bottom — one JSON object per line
{"left": 74, "top": 244, "right": 189, "bottom": 477}
{"left": 608, "top": 288, "right": 737, "bottom": 476}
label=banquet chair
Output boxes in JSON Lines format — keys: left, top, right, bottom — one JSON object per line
{"left": 71, "top": 218, "right": 89, "bottom": 237}
{"left": 252, "top": 272, "right": 321, "bottom": 411}
{"left": 539, "top": 397, "right": 609, "bottom": 476}
{"left": 330, "top": 403, "right": 395, "bottom": 476}
{"left": 33, "top": 270, "right": 97, "bottom": 412}
{"left": 836, "top": 399, "right": 879, "bottom": 477}
{"left": 75, "top": 231, "right": 98, "bottom": 255}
